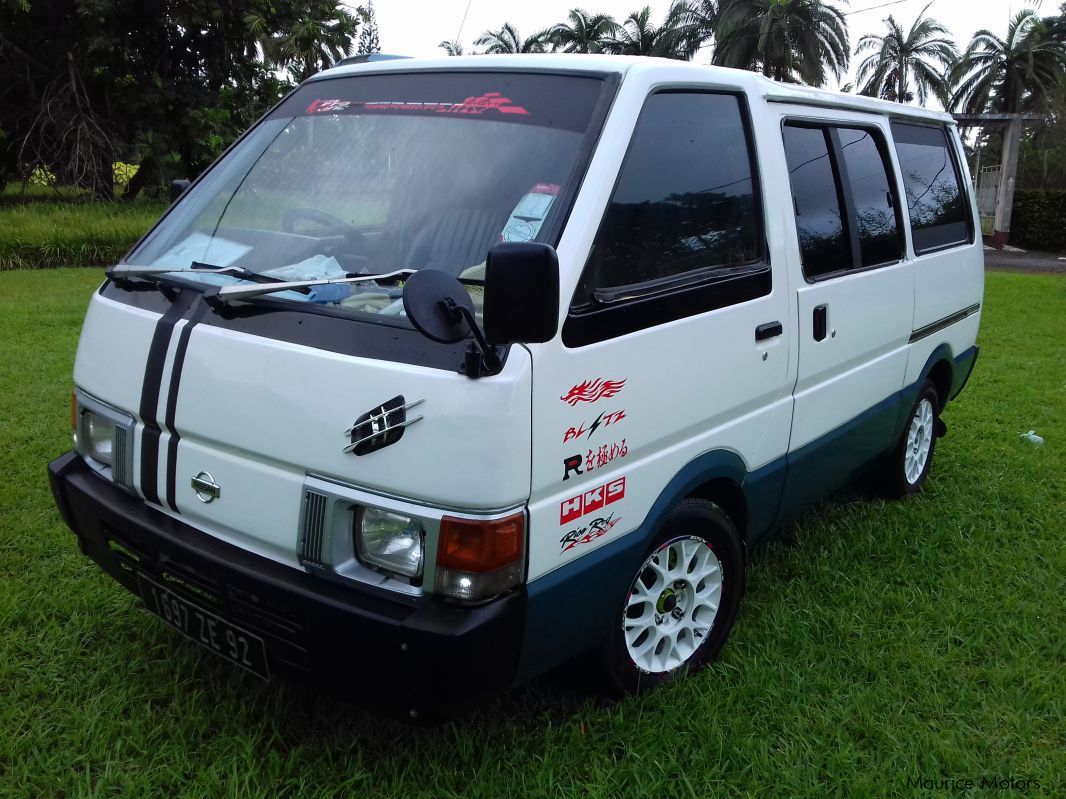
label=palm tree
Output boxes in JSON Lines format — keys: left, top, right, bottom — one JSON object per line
{"left": 602, "top": 2, "right": 697, "bottom": 59}
{"left": 474, "top": 23, "right": 550, "bottom": 54}
{"left": 712, "top": 0, "right": 849, "bottom": 86}
{"left": 438, "top": 40, "right": 464, "bottom": 56}
{"left": 951, "top": 9, "right": 1066, "bottom": 114}
{"left": 257, "top": 4, "right": 361, "bottom": 81}
{"left": 854, "top": 3, "right": 957, "bottom": 105}
{"left": 548, "top": 9, "right": 619, "bottom": 53}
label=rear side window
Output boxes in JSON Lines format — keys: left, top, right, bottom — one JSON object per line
{"left": 581, "top": 91, "right": 761, "bottom": 293}
{"left": 891, "top": 123, "right": 971, "bottom": 254}
{"left": 783, "top": 122, "right": 902, "bottom": 280}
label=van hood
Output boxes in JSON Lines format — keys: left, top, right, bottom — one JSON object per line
{"left": 73, "top": 286, "right": 532, "bottom": 565}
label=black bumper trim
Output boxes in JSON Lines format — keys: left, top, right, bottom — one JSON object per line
{"left": 48, "top": 451, "right": 525, "bottom": 720}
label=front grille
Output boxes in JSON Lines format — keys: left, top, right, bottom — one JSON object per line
{"left": 298, "top": 489, "right": 329, "bottom": 567}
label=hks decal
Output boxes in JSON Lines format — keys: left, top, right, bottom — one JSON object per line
{"left": 560, "top": 514, "right": 622, "bottom": 553}
{"left": 306, "top": 94, "right": 530, "bottom": 117}
{"left": 560, "top": 477, "right": 626, "bottom": 525}
{"left": 562, "top": 408, "right": 626, "bottom": 442}
{"left": 560, "top": 378, "right": 626, "bottom": 406}
{"left": 562, "top": 438, "right": 628, "bottom": 481}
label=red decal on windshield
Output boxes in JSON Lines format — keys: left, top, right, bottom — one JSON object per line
{"left": 306, "top": 99, "right": 352, "bottom": 114}
{"left": 445, "top": 92, "right": 529, "bottom": 116}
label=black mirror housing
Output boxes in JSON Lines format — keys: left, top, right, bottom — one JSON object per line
{"left": 484, "top": 243, "right": 560, "bottom": 346}
{"left": 169, "top": 179, "right": 191, "bottom": 203}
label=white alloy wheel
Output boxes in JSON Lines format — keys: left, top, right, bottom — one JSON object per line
{"left": 623, "top": 536, "right": 723, "bottom": 674}
{"left": 905, "top": 397, "right": 935, "bottom": 485}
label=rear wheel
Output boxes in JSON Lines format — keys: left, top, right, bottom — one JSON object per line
{"left": 602, "top": 499, "right": 744, "bottom": 694}
{"left": 885, "top": 380, "right": 941, "bottom": 497}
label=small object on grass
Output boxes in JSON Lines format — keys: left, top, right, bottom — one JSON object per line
{"left": 1021, "top": 430, "right": 1045, "bottom": 446}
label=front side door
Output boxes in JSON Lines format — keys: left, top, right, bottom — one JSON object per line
{"left": 526, "top": 84, "right": 795, "bottom": 588}
{"left": 777, "top": 115, "right": 914, "bottom": 510}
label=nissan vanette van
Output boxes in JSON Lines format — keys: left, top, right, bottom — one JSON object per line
{"left": 48, "top": 55, "right": 982, "bottom": 720}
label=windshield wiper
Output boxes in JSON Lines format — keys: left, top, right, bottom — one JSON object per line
{"left": 203, "top": 268, "right": 417, "bottom": 308}
{"left": 107, "top": 261, "right": 287, "bottom": 284}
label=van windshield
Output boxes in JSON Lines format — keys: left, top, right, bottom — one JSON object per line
{"left": 125, "top": 71, "right": 606, "bottom": 317}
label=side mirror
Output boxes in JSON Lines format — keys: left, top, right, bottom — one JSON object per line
{"left": 402, "top": 269, "right": 473, "bottom": 344}
{"left": 483, "top": 242, "right": 559, "bottom": 346}
{"left": 169, "top": 179, "right": 191, "bottom": 203}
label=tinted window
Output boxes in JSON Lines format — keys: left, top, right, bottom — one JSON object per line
{"left": 783, "top": 125, "right": 850, "bottom": 278}
{"left": 837, "top": 128, "right": 900, "bottom": 266}
{"left": 891, "top": 123, "right": 971, "bottom": 253}
{"left": 581, "top": 92, "right": 760, "bottom": 294}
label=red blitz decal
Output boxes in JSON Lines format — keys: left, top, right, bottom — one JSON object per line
{"left": 560, "top": 378, "right": 627, "bottom": 407}
{"left": 560, "top": 477, "right": 626, "bottom": 525}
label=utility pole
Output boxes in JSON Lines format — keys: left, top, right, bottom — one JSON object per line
{"left": 953, "top": 112, "right": 1041, "bottom": 247}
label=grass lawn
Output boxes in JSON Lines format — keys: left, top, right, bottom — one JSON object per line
{"left": 0, "top": 187, "right": 166, "bottom": 270}
{"left": 0, "top": 269, "right": 1063, "bottom": 797}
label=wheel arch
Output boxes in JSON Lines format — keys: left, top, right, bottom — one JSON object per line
{"left": 517, "top": 448, "right": 783, "bottom": 682}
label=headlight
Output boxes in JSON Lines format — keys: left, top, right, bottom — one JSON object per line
{"left": 82, "top": 412, "right": 116, "bottom": 465}
{"left": 356, "top": 507, "right": 425, "bottom": 578}
{"left": 74, "top": 391, "right": 134, "bottom": 489}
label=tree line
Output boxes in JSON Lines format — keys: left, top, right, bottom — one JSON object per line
{"left": 0, "top": 0, "right": 381, "bottom": 199}
{"left": 1, "top": 0, "right": 1064, "bottom": 200}
{"left": 456, "top": 1, "right": 1066, "bottom": 114}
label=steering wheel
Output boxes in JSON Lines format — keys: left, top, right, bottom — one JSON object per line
{"left": 281, "top": 207, "right": 366, "bottom": 244}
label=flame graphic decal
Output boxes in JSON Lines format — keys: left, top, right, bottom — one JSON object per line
{"left": 560, "top": 378, "right": 627, "bottom": 406}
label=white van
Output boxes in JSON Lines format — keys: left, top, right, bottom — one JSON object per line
{"left": 49, "top": 55, "right": 982, "bottom": 720}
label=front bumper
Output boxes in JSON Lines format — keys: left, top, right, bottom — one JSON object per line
{"left": 48, "top": 450, "right": 525, "bottom": 721}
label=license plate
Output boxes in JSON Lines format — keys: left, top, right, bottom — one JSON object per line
{"left": 138, "top": 573, "right": 269, "bottom": 679}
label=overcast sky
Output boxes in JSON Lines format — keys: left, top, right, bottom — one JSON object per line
{"left": 368, "top": 0, "right": 1023, "bottom": 99}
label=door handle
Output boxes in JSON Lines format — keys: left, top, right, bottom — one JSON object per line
{"left": 813, "top": 305, "right": 828, "bottom": 341}
{"left": 755, "top": 321, "right": 783, "bottom": 341}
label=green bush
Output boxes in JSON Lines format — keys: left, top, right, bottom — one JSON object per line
{"left": 1010, "top": 189, "right": 1066, "bottom": 251}
{"left": 0, "top": 192, "right": 166, "bottom": 270}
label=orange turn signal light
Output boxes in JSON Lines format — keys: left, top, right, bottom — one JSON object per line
{"left": 70, "top": 391, "right": 77, "bottom": 430}
{"left": 437, "top": 512, "right": 525, "bottom": 573}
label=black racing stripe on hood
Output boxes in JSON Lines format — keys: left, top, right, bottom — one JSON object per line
{"left": 139, "top": 290, "right": 196, "bottom": 505}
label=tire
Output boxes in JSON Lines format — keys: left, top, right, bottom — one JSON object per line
{"left": 885, "top": 380, "right": 941, "bottom": 498}
{"left": 602, "top": 499, "right": 744, "bottom": 695}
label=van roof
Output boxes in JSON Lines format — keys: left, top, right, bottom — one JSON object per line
{"left": 314, "top": 54, "right": 955, "bottom": 125}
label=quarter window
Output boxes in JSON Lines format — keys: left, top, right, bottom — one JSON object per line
{"left": 891, "top": 123, "right": 971, "bottom": 253}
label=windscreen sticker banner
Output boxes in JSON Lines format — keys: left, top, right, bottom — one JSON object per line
{"left": 277, "top": 73, "right": 605, "bottom": 133}
{"left": 560, "top": 378, "right": 626, "bottom": 406}
{"left": 560, "top": 513, "right": 622, "bottom": 554}
{"left": 305, "top": 93, "right": 530, "bottom": 117}
{"left": 560, "top": 477, "right": 626, "bottom": 525}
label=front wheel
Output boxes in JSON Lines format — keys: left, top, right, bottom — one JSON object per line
{"left": 602, "top": 499, "right": 744, "bottom": 695}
